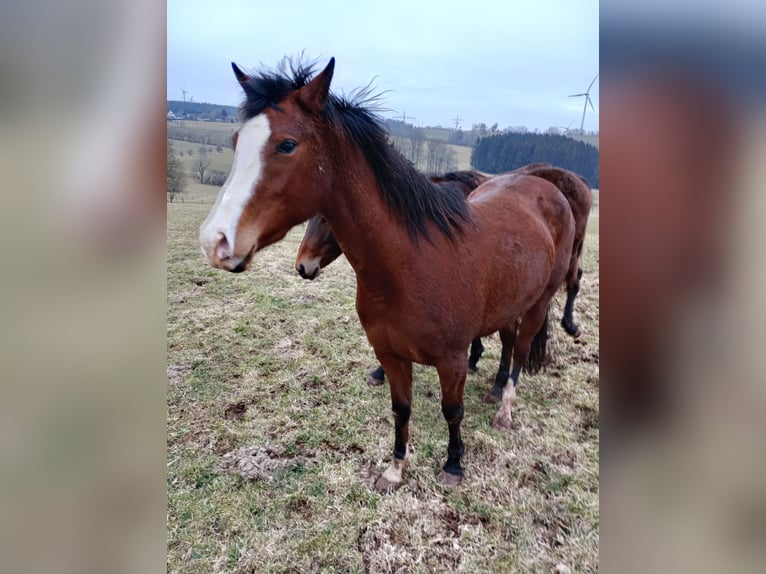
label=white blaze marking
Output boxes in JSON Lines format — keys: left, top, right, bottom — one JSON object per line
{"left": 199, "top": 114, "right": 271, "bottom": 262}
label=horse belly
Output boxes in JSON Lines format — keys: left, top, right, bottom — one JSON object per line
{"left": 356, "top": 288, "right": 472, "bottom": 365}
{"left": 470, "top": 218, "right": 555, "bottom": 336}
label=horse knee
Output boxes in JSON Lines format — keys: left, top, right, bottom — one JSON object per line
{"left": 392, "top": 401, "right": 411, "bottom": 424}
{"left": 441, "top": 402, "right": 464, "bottom": 424}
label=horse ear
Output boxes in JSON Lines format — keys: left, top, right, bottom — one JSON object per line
{"left": 299, "top": 58, "right": 335, "bottom": 112}
{"left": 231, "top": 63, "right": 250, "bottom": 86}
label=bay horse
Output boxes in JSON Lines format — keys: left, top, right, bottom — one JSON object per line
{"left": 295, "top": 170, "right": 490, "bottom": 385}
{"left": 199, "top": 58, "right": 575, "bottom": 491}
{"left": 295, "top": 164, "right": 592, "bottom": 385}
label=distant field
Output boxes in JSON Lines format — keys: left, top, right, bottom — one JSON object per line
{"left": 450, "top": 143, "right": 473, "bottom": 171}
{"left": 169, "top": 119, "right": 240, "bottom": 137}
{"left": 167, "top": 187, "right": 599, "bottom": 572}
{"left": 172, "top": 140, "right": 234, "bottom": 174}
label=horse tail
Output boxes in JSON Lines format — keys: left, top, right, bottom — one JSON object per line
{"left": 523, "top": 305, "right": 549, "bottom": 374}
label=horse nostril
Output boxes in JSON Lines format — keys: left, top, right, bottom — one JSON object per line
{"left": 215, "top": 232, "right": 230, "bottom": 261}
{"left": 297, "top": 263, "right": 306, "bottom": 278}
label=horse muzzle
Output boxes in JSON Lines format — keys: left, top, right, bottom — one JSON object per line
{"left": 297, "top": 260, "right": 320, "bottom": 280}
{"left": 200, "top": 231, "right": 254, "bottom": 273}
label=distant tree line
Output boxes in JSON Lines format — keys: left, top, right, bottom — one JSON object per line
{"left": 167, "top": 100, "right": 238, "bottom": 121}
{"left": 167, "top": 126, "right": 233, "bottom": 149}
{"left": 471, "top": 133, "right": 599, "bottom": 187}
{"left": 391, "top": 136, "right": 457, "bottom": 173}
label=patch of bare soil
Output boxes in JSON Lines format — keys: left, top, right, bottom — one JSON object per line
{"left": 223, "top": 401, "right": 248, "bottom": 421}
{"left": 214, "top": 447, "right": 306, "bottom": 481}
{"left": 167, "top": 364, "right": 192, "bottom": 386}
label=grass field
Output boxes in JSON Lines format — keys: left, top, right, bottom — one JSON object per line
{"left": 167, "top": 186, "right": 599, "bottom": 573}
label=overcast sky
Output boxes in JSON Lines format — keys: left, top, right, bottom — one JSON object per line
{"left": 167, "top": 0, "right": 599, "bottom": 132}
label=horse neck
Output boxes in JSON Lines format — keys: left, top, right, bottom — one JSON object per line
{"left": 320, "top": 148, "right": 417, "bottom": 294}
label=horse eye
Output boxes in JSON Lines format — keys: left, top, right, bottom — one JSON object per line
{"left": 277, "top": 139, "right": 297, "bottom": 154}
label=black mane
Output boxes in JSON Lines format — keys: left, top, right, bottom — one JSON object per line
{"left": 236, "top": 59, "right": 316, "bottom": 120}
{"left": 236, "top": 58, "right": 469, "bottom": 240}
{"left": 431, "top": 170, "right": 487, "bottom": 188}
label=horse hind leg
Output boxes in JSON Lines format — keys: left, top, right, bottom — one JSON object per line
{"left": 467, "top": 338, "right": 485, "bottom": 373}
{"left": 483, "top": 327, "right": 516, "bottom": 404}
{"left": 561, "top": 254, "right": 583, "bottom": 338}
{"left": 493, "top": 301, "right": 550, "bottom": 431}
{"left": 374, "top": 355, "right": 412, "bottom": 493}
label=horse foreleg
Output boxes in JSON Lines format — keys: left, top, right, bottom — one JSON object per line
{"left": 374, "top": 355, "right": 412, "bottom": 493}
{"left": 484, "top": 327, "right": 516, "bottom": 404}
{"left": 436, "top": 355, "right": 467, "bottom": 486}
{"left": 467, "top": 338, "right": 485, "bottom": 373}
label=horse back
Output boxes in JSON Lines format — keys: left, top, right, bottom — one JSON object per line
{"left": 469, "top": 174, "right": 573, "bottom": 249}
{"left": 463, "top": 174, "right": 574, "bottom": 335}
{"left": 512, "top": 165, "right": 592, "bottom": 243}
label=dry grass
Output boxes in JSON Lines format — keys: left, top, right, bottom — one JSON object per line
{"left": 167, "top": 187, "right": 599, "bottom": 573}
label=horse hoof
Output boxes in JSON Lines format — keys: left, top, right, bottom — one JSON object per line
{"left": 366, "top": 375, "right": 385, "bottom": 387}
{"left": 483, "top": 392, "right": 500, "bottom": 404}
{"left": 483, "top": 386, "right": 502, "bottom": 404}
{"left": 374, "top": 475, "right": 403, "bottom": 493}
{"left": 492, "top": 411, "right": 513, "bottom": 431}
{"left": 561, "top": 320, "right": 581, "bottom": 339}
{"left": 438, "top": 470, "right": 462, "bottom": 487}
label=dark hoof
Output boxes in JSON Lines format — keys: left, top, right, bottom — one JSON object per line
{"left": 561, "top": 319, "right": 581, "bottom": 339}
{"left": 483, "top": 385, "right": 503, "bottom": 404}
{"left": 374, "top": 475, "right": 403, "bottom": 493}
{"left": 467, "top": 364, "right": 477, "bottom": 374}
{"left": 366, "top": 374, "right": 385, "bottom": 386}
{"left": 438, "top": 470, "right": 463, "bottom": 487}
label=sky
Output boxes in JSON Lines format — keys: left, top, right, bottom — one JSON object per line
{"left": 167, "top": 0, "right": 599, "bottom": 132}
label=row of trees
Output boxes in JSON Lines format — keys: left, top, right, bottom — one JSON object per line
{"left": 167, "top": 126, "right": 233, "bottom": 149}
{"left": 176, "top": 145, "right": 225, "bottom": 157}
{"left": 471, "top": 133, "right": 599, "bottom": 187}
{"left": 167, "top": 100, "right": 238, "bottom": 122}
{"left": 391, "top": 136, "right": 457, "bottom": 173}
{"left": 385, "top": 119, "right": 500, "bottom": 148}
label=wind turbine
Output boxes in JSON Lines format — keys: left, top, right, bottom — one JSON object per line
{"left": 569, "top": 73, "right": 598, "bottom": 133}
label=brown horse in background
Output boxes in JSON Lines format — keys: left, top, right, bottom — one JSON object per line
{"left": 199, "top": 58, "right": 575, "bottom": 490}
{"left": 295, "top": 164, "right": 592, "bottom": 386}
{"left": 513, "top": 163, "right": 593, "bottom": 338}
